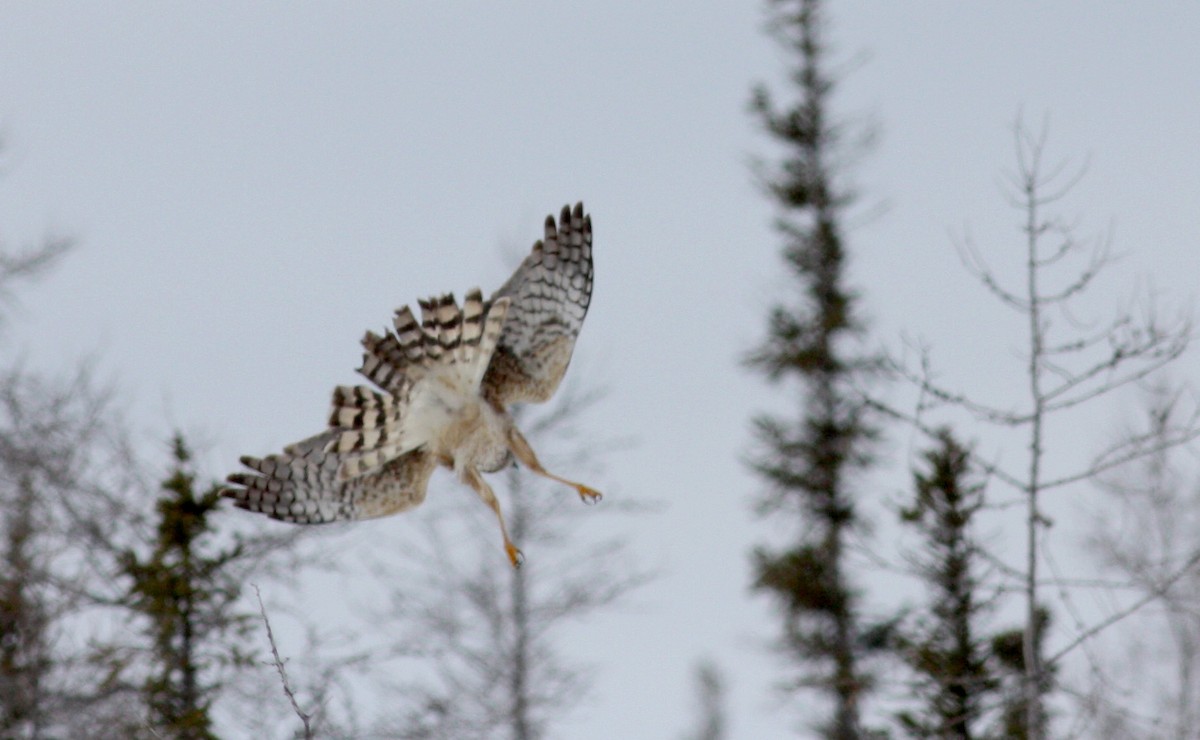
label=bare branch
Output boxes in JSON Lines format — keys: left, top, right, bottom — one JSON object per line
{"left": 885, "top": 113, "right": 1197, "bottom": 739}
{"left": 0, "top": 235, "right": 72, "bottom": 327}
{"left": 956, "top": 231, "right": 1029, "bottom": 311}
{"left": 1046, "top": 547, "right": 1200, "bottom": 667}
{"left": 1038, "top": 418, "right": 1200, "bottom": 493}
{"left": 253, "top": 585, "right": 314, "bottom": 740}
{"left": 1040, "top": 330, "right": 1189, "bottom": 413}
{"left": 884, "top": 352, "right": 1029, "bottom": 426}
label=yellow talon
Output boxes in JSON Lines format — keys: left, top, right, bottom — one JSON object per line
{"left": 506, "top": 542, "right": 525, "bottom": 569}
{"left": 577, "top": 484, "right": 603, "bottom": 504}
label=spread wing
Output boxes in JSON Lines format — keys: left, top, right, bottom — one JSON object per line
{"left": 221, "top": 431, "right": 436, "bottom": 523}
{"left": 484, "top": 202, "right": 593, "bottom": 405}
{"left": 223, "top": 202, "right": 591, "bottom": 525}
{"left": 222, "top": 291, "right": 510, "bottom": 518}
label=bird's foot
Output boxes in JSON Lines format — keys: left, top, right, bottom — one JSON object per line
{"left": 576, "top": 484, "right": 603, "bottom": 505}
{"left": 506, "top": 542, "right": 526, "bottom": 569}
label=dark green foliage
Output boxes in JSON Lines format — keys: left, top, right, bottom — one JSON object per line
{"left": 121, "top": 434, "right": 251, "bottom": 739}
{"left": 894, "top": 430, "right": 998, "bottom": 739}
{"left": 0, "top": 474, "right": 52, "bottom": 737}
{"left": 990, "top": 608, "right": 1053, "bottom": 740}
{"left": 747, "top": 0, "right": 880, "bottom": 736}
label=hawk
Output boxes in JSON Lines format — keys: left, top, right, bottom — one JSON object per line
{"left": 221, "top": 203, "right": 598, "bottom": 567}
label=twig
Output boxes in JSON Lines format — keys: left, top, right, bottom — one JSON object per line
{"left": 1046, "top": 547, "right": 1200, "bottom": 667}
{"left": 253, "top": 584, "right": 314, "bottom": 739}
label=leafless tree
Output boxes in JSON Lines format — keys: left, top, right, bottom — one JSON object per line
{"left": 0, "top": 157, "right": 70, "bottom": 330}
{"left": 679, "top": 659, "right": 728, "bottom": 740}
{"left": 366, "top": 383, "right": 649, "bottom": 740}
{"left": 252, "top": 585, "right": 314, "bottom": 740}
{"left": 0, "top": 343, "right": 168, "bottom": 738}
{"left": 224, "top": 602, "right": 366, "bottom": 740}
{"left": 0, "top": 138, "right": 321, "bottom": 738}
{"left": 0, "top": 144, "right": 158, "bottom": 735}
{"left": 0, "top": 235, "right": 69, "bottom": 322}
{"left": 877, "top": 118, "right": 1196, "bottom": 739}
{"left": 1086, "top": 384, "right": 1200, "bottom": 737}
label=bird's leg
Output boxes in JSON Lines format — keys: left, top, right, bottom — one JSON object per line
{"left": 461, "top": 467, "right": 524, "bottom": 568}
{"left": 507, "top": 427, "right": 602, "bottom": 504}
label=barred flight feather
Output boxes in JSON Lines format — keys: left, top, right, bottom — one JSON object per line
{"left": 223, "top": 202, "right": 595, "bottom": 559}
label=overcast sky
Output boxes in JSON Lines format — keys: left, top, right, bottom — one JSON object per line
{"left": 2, "top": 3, "right": 1199, "bottom": 738}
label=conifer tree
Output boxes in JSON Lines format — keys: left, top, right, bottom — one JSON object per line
{"left": 0, "top": 162, "right": 147, "bottom": 734}
{"left": 990, "top": 608, "right": 1053, "bottom": 740}
{"left": 881, "top": 120, "right": 1192, "bottom": 738}
{"left": 747, "top": 0, "right": 880, "bottom": 735}
{"left": 895, "top": 430, "right": 997, "bottom": 739}
{"left": 0, "top": 471, "right": 53, "bottom": 737}
{"left": 120, "top": 434, "right": 252, "bottom": 739}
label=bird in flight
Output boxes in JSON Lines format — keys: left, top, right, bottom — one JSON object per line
{"left": 222, "top": 203, "right": 597, "bottom": 567}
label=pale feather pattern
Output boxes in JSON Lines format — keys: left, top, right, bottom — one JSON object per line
{"left": 221, "top": 203, "right": 594, "bottom": 563}
{"left": 223, "top": 431, "right": 435, "bottom": 523}
{"left": 327, "top": 293, "right": 511, "bottom": 481}
{"left": 484, "top": 202, "right": 593, "bottom": 405}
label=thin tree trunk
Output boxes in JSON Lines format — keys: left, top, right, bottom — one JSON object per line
{"left": 1022, "top": 171, "right": 1045, "bottom": 740}
{"left": 509, "top": 476, "right": 532, "bottom": 740}
{"left": 510, "top": 565, "right": 531, "bottom": 740}
{"left": 181, "top": 548, "right": 199, "bottom": 730}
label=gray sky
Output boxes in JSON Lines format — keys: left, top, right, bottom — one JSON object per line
{"left": 2, "top": 3, "right": 1199, "bottom": 737}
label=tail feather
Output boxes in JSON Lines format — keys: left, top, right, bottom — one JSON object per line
{"left": 325, "top": 287, "right": 503, "bottom": 482}
{"left": 434, "top": 293, "right": 462, "bottom": 350}
{"left": 418, "top": 295, "right": 447, "bottom": 362}
{"left": 457, "top": 289, "right": 485, "bottom": 361}
{"left": 358, "top": 304, "right": 428, "bottom": 395}
{"left": 469, "top": 297, "right": 510, "bottom": 390}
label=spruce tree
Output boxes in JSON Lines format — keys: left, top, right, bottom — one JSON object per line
{"left": 895, "top": 430, "right": 997, "bottom": 739}
{"left": 990, "top": 609, "right": 1053, "bottom": 740}
{"left": 0, "top": 472, "right": 52, "bottom": 737}
{"left": 747, "top": 0, "right": 879, "bottom": 735}
{"left": 121, "top": 434, "right": 251, "bottom": 738}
